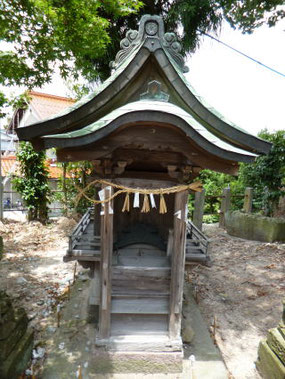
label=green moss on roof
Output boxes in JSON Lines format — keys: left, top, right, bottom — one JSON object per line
{"left": 45, "top": 99, "right": 256, "bottom": 158}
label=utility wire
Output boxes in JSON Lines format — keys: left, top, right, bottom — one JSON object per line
{"left": 199, "top": 30, "right": 285, "bottom": 79}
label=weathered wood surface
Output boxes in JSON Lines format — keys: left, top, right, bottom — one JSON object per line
{"left": 68, "top": 208, "right": 93, "bottom": 252}
{"left": 111, "top": 296, "right": 169, "bottom": 314}
{"left": 57, "top": 122, "right": 241, "bottom": 175}
{"left": 66, "top": 213, "right": 209, "bottom": 266}
{"left": 193, "top": 188, "right": 205, "bottom": 231}
{"left": 98, "top": 186, "right": 113, "bottom": 339}
{"left": 167, "top": 229, "right": 174, "bottom": 257}
{"left": 89, "top": 262, "right": 100, "bottom": 306}
{"left": 169, "top": 190, "right": 188, "bottom": 339}
{"left": 111, "top": 314, "right": 168, "bottom": 336}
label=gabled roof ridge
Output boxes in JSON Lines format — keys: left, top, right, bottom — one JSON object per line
{"left": 28, "top": 91, "right": 75, "bottom": 102}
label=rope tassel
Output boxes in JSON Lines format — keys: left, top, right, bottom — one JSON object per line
{"left": 122, "top": 192, "right": 130, "bottom": 212}
{"left": 141, "top": 194, "right": 150, "bottom": 213}
{"left": 159, "top": 194, "right": 167, "bottom": 214}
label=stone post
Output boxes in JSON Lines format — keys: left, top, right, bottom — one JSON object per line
{"left": 243, "top": 187, "right": 253, "bottom": 213}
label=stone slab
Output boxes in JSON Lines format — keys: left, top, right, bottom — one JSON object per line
{"left": 267, "top": 328, "right": 285, "bottom": 365}
{"left": 225, "top": 210, "right": 285, "bottom": 242}
{"left": 256, "top": 340, "right": 285, "bottom": 379}
{"left": 0, "top": 328, "right": 34, "bottom": 379}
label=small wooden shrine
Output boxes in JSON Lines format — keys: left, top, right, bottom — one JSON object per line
{"left": 17, "top": 15, "right": 271, "bottom": 353}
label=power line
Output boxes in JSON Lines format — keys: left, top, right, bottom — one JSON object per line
{"left": 199, "top": 30, "right": 285, "bottom": 79}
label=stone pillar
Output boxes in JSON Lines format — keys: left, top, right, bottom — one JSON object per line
{"left": 243, "top": 187, "right": 253, "bottom": 213}
{"left": 219, "top": 188, "right": 231, "bottom": 228}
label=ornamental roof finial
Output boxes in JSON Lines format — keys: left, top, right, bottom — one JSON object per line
{"left": 110, "top": 15, "right": 189, "bottom": 73}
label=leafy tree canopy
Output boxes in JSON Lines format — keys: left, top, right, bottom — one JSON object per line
{"left": 0, "top": 0, "right": 142, "bottom": 90}
{"left": 239, "top": 129, "right": 285, "bottom": 216}
{"left": 0, "top": 0, "right": 284, "bottom": 90}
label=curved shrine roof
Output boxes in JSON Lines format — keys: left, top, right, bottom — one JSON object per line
{"left": 16, "top": 15, "right": 271, "bottom": 160}
{"left": 41, "top": 99, "right": 257, "bottom": 164}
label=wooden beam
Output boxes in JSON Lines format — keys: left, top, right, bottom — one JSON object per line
{"left": 56, "top": 125, "right": 240, "bottom": 175}
{"left": 98, "top": 185, "right": 113, "bottom": 339}
{"left": 169, "top": 190, "right": 188, "bottom": 339}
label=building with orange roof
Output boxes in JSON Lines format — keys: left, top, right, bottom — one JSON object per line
{"left": 8, "top": 91, "right": 75, "bottom": 133}
{"left": 2, "top": 91, "right": 74, "bottom": 213}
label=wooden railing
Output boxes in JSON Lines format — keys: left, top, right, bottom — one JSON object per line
{"left": 68, "top": 207, "right": 93, "bottom": 253}
{"left": 187, "top": 219, "right": 209, "bottom": 257}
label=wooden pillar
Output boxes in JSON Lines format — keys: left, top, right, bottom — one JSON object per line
{"left": 243, "top": 187, "right": 253, "bottom": 213}
{"left": 93, "top": 187, "right": 100, "bottom": 236}
{"left": 193, "top": 188, "right": 205, "bottom": 231}
{"left": 169, "top": 190, "right": 188, "bottom": 339}
{"left": 98, "top": 186, "right": 113, "bottom": 339}
{"left": 219, "top": 188, "right": 231, "bottom": 228}
{"left": 89, "top": 262, "right": 100, "bottom": 323}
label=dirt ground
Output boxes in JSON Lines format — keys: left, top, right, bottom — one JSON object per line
{"left": 0, "top": 218, "right": 284, "bottom": 378}
{"left": 188, "top": 224, "right": 285, "bottom": 379}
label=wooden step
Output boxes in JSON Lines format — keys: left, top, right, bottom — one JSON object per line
{"left": 111, "top": 314, "right": 168, "bottom": 336}
{"left": 111, "top": 296, "right": 169, "bottom": 315}
{"left": 187, "top": 238, "right": 205, "bottom": 243}
{"left": 186, "top": 247, "right": 204, "bottom": 254}
{"left": 97, "top": 334, "right": 182, "bottom": 352}
{"left": 116, "top": 255, "right": 170, "bottom": 268}
{"left": 112, "top": 265, "right": 170, "bottom": 278}
{"left": 69, "top": 250, "right": 101, "bottom": 261}
{"left": 79, "top": 238, "right": 101, "bottom": 245}
{"left": 112, "top": 292, "right": 169, "bottom": 298}
{"left": 185, "top": 253, "right": 207, "bottom": 262}
{"left": 73, "top": 244, "right": 100, "bottom": 251}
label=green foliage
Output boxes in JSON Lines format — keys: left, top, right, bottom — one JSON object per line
{"left": 222, "top": 1, "right": 285, "bottom": 32}
{"left": 0, "top": 0, "right": 282, "bottom": 92}
{"left": 0, "top": 0, "right": 142, "bottom": 89}
{"left": 196, "top": 169, "right": 243, "bottom": 215}
{"left": 191, "top": 130, "right": 285, "bottom": 221}
{"left": 239, "top": 129, "right": 285, "bottom": 216}
{"left": 55, "top": 161, "right": 94, "bottom": 215}
{"left": 0, "top": 91, "right": 8, "bottom": 119}
{"left": 0, "top": 91, "right": 31, "bottom": 120}
{"left": 12, "top": 142, "right": 51, "bottom": 223}
{"left": 93, "top": 0, "right": 285, "bottom": 79}
{"left": 202, "top": 214, "right": 219, "bottom": 224}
